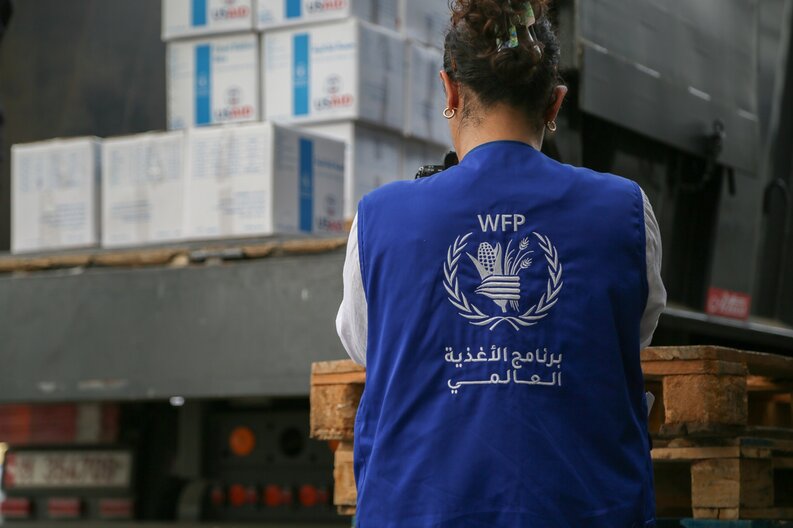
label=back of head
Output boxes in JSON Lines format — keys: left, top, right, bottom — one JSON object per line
{"left": 443, "top": 0, "right": 561, "bottom": 128}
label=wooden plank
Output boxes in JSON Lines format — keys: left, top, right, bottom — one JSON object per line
{"left": 337, "top": 505, "right": 357, "bottom": 516}
{"left": 333, "top": 441, "right": 356, "bottom": 508}
{"left": 653, "top": 446, "right": 741, "bottom": 461}
{"left": 240, "top": 242, "right": 277, "bottom": 259}
{"left": 309, "top": 383, "right": 363, "bottom": 441}
{"left": 311, "top": 372, "right": 367, "bottom": 386}
{"left": 643, "top": 360, "right": 747, "bottom": 378}
{"left": 643, "top": 346, "right": 744, "bottom": 362}
{"left": 747, "top": 376, "right": 793, "bottom": 393}
{"left": 643, "top": 347, "right": 793, "bottom": 379}
{"left": 663, "top": 374, "right": 747, "bottom": 426}
{"left": 311, "top": 360, "right": 366, "bottom": 377}
{"left": 683, "top": 518, "right": 793, "bottom": 526}
{"left": 0, "top": 253, "right": 92, "bottom": 272}
{"left": 93, "top": 248, "right": 183, "bottom": 267}
{"left": 692, "top": 507, "right": 740, "bottom": 519}
{"left": 739, "top": 435, "right": 793, "bottom": 452}
{"left": 0, "top": 237, "right": 349, "bottom": 275}
{"left": 741, "top": 507, "right": 793, "bottom": 520}
{"left": 691, "top": 458, "right": 774, "bottom": 511}
{"left": 740, "top": 459, "right": 775, "bottom": 508}
{"left": 280, "top": 238, "right": 347, "bottom": 255}
{"left": 692, "top": 459, "right": 741, "bottom": 510}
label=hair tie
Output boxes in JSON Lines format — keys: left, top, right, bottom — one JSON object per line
{"left": 496, "top": 3, "right": 541, "bottom": 55}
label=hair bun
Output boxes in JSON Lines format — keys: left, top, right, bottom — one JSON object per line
{"left": 444, "top": 0, "right": 560, "bottom": 124}
{"left": 451, "top": 0, "right": 548, "bottom": 80}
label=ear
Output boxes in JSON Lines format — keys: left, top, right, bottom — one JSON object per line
{"left": 545, "top": 85, "right": 568, "bottom": 124}
{"left": 440, "top": 70, "right": 459, "bottom": 112}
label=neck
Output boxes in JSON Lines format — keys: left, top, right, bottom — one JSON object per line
{"left": 453, "top": 104, "right": 544, "bottom": 160}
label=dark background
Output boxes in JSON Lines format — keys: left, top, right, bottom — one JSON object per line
{"left": 0, "top": 0, "right": 166, "bottom": 250}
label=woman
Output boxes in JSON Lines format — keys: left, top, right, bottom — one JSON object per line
{"left": 337, "top": 0, "right": 666, "bottom": 525}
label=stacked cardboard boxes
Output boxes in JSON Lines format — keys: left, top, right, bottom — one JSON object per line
{"left": 11, "top": 138, "right": 101, "bottom": 253}
{"left": 10, "top": 0, "right": 455, "bottom": 253}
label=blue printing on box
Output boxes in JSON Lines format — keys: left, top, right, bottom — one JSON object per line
{"left": 299, "top": 138, "right": 314, "bottom": 232}
{"left": 293, "top": 33, "right": 310, "bottom": 116}
{"left": 195, "top": 44, "right": 212, "bottom": 125}
{"left": 192, "top": 0, "right": 208, "bottom": 26}
{"left": 286, "top": 0, "right": 302, "bottom": 18}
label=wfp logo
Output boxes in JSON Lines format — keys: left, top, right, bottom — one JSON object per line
{"left": 212, "top": 0, "right": 250, "bottom": 21}
{"left": 215, "top": 87, "right": 254, "bottom": 121}
{"left": 314, "top": 75, "right": 353, "bottom": 111}
{"left": 305, "top": 0, "right": 348, "bottom": 14}
{"left": 443, "top": 214, "right": 564, "bottom": 331}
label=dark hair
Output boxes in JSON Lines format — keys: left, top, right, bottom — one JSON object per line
{"left": 443, "top": 0, "right": 561, "bottom": 126}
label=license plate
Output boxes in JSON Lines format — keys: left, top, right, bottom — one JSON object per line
{"left": 3, "top": 451, "right": 132, "bottom": 489}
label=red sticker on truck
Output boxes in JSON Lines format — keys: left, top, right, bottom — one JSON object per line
{"left": 706, "top": 287, "right": 751, "bottom": 320}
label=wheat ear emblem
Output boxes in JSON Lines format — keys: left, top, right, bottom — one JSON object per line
{"left": 444, "top": 232, "right": 563, "bottom": 331}
{"left": 466, "top": 237, "right": 533, "bottom": 313}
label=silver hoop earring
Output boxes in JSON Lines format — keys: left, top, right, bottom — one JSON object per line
{"left": 443, "top": 107, "right": 456, "bottom": 119}
{"left": 546, "top": 121, "right": 557, "bottom": 132}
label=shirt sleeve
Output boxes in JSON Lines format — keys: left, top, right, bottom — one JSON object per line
{"left": 335, "top": 213, "right": 368, "bottom": 366}
{"left": 639, "top": 188, "right": 667, "bottom": 349}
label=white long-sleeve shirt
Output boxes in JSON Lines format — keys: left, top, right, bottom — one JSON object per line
{"left": 336, "top": 188, "right": 667, "bottom": 367}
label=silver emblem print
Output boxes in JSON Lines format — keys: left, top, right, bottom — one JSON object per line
{"left": 443, "top": 231, "right": 564, "bottom": 331}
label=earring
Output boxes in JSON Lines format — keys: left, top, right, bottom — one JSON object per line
{"left": 443, "top": 107, "right": 456, "bottom": 119}
{"left": 546, "top": 121, "right": 557, "bottom": 132}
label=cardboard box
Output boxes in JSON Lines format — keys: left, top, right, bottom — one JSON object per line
{"left": 101, "top": 132, "right": 186, "bottom": 248}
{"left": 256, "top": 0, "right": 398, "bottom": 31}
{"left": 302, "top": 121, "right": 404, "bottom": 218}
{"left": 11, "top": 138, "right": 100, "bottom": 254}
{"left": 185, "top": 122, "right": 345, "bottom": 239}
{"left": 405, "top": 42, "right": 452, "bottom": 146}
{"left": 400, "top": 0, "right": 450, "bottom": 49}
{"left": 263, "top": 20, "right": 405, "bottom": 131}
{"left": 162, "top": 0, "right": 254, "bottom": 40}
{"left": 403, "top": 138, "right": 449, "bottom": 180}
{"left": 167, "top": 33, "right": 259, "bottom": 130}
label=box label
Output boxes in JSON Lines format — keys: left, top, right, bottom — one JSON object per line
{"left": 195, "top": 44, "right": 212, "bottom": 125}
{"left": 299, "top": 138, "right": 314, "bottom": 232}
{"left": 293, "top": 34, "right": 310, "bottom": 116}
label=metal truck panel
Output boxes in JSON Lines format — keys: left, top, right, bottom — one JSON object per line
{"left": 0, "top": 252, "right": 347, "bottom": 403}
{"left": 576, "top": 0, "right": 759, "bottom": 171}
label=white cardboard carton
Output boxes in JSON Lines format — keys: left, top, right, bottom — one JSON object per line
{"left": 162, "top": 0, "right": 254, "bottom": 40}
{"left": 11, "top": 137, "right": 100, "bottom": 254}
{"left": 302, "top": 121, "right": 404, "bottom": 218}
{"left": 263, "top": 20, "right": 405, "bottom": 131}
{"left": 185, "top": 122, "right": 345, "bottom": 239}
{"left": 167, "top": 33, "right": 259, "bottom": 130}
{"left": 101, "top": 132, "right": 186, "bottom": 248}
{"left": 400, "top": 0, "right": 450, "bottom": 49}
{"left": 403, "top": 138, "right": 449, "bottom": 180}
{"left": 405, "top": 42, "right": 452, "bottom": 146}
{"left": 256, "top": 0, "right": 398, "bottom": 31}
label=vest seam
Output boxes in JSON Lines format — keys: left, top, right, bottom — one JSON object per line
{"left": 632, "top": 182, "right": 650, "bottom": 314}
{"left": 357, "top": 199, "right": 369, "bottom": 301}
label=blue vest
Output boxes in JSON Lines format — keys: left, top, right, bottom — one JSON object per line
{"left": 355, "top": 141, "right": 654, "bottom": 527}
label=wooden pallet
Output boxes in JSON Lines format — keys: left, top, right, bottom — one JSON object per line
{"left": 679, "top": 519, "right": 793, "bottom": 527}
{"left": 309, "top": 360, "right": 364, "bottom": 515}
{"left": 653, "top": 432, "right": 793, "bottom": 520}
{"left": 310, "top": 348, "right": 793, "bottom": 519}
{"left": 643, "top": 347, "right": 793, "bottom": 437}
{"left": 0, "top": 237, "right": 347, "bottom": 274}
